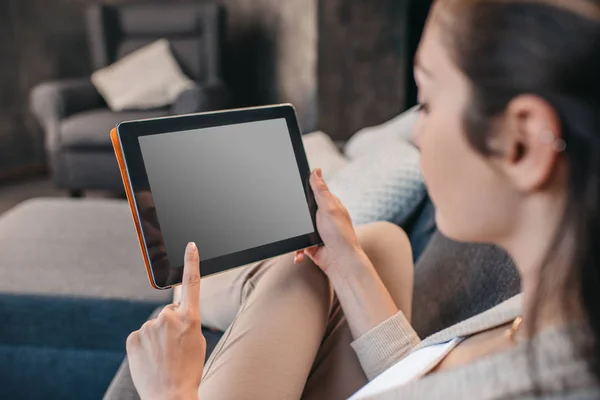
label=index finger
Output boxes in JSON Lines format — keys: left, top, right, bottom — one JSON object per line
{"left": 179, "top": 242, "right": 201, "bottom": 317}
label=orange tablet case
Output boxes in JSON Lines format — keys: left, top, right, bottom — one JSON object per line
{"left": 110, "top": 128, "right": 161, "bottom": 289}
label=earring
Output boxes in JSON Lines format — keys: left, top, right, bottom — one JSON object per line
{"left": 540, "top": 131, "right": 567, "bottom": 152}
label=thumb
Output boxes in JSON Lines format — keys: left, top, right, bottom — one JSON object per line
{"left": 310, "top": 169, "right": 336, "bottom": 212}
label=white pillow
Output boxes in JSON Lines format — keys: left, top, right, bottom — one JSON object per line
{"left": 344, "top": 106, "right": 419, "bottom": 160}
{"left": 329, "top": 138, "right": 426, "bottom": 227}
{"left": 301, "top": 131, "right": 348, "bottom": 181}
{"left": 91, "top": 39, "right": 195, "bottom": 111}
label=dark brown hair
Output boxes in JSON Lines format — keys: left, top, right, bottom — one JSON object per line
{"left": 435, "top": 0, "right": 600, "bottom": 391}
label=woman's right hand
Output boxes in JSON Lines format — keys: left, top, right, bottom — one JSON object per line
{"left": 297, "top": 169, "right": 400, "bottom": 339}
{"left": 294, "top": 168, "right": 363, "bottom": 275}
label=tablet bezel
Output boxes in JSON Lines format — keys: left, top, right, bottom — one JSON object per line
{"left": 115, "top": 104, "right": 322, "bottom": 289}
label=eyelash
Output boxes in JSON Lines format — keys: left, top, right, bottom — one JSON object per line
{"left": 416, "top": 102, "right": 429, "bottom": 113}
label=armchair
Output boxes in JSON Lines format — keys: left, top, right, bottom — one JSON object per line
{"left": 30, "top": 2, "right": 230, "bottom": 195}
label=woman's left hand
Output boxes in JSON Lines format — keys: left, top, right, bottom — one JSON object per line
{"left": 127, "top": 242, "right": 206, "bottom": 400}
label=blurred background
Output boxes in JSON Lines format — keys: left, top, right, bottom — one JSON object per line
{"left": 0, "top": 0, "right": 431, "bottom": 192}
{"left": 0, "top": 1, "right": 433, "bottom": 398}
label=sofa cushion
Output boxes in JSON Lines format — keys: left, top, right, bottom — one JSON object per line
{"left": 92, "top": 39, "right": 195, "bottom": 111}
{"left": 117, "top": 38, "right": 206, "bottom": 83}
{"left": 329, "top": 138, "right": 426, "bottom": 227}
{"left": 344, "top": 106, "right": 419, "bottom": 160}
{"left": 302, "top": 131, "right": 349, "bottom": 181}
{"left": 60, "top": 108, "right": 168, "bottom": 149}
{"left": 0, "top": 198, "right": 171, "bottom": 301}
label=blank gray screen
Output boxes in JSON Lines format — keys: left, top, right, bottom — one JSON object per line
{"left": 138, "top": 118, "right": 314, "bottom": 265}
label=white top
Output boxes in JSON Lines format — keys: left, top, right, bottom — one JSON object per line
{"left": 349, "top": 337, "right": 464, "bottom": 399}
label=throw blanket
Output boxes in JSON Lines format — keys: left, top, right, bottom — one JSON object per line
{"left": 301, "top": 107, "right": 426, "bottom": 227}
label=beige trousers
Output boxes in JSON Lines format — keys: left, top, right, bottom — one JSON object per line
{"left": 173, "top": 221, "right": 415, "bottom": 400}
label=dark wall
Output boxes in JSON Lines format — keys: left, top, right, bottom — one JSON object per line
{"left": 0, "top": 0, "right": 316, "bottom": 176}
{"left": 318, "top": 0, "right": 432, "bottom": 141}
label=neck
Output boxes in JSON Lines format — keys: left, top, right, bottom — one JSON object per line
{"left": 499, "top": 194, "right": 582, "bottom": 337}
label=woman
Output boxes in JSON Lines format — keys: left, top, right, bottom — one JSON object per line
{"left": 123, "top": 0, "right": 600, "bottom": 398}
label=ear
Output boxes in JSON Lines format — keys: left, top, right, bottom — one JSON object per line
{"left": 495, "top": 95, "right": 563, "bottom": 192}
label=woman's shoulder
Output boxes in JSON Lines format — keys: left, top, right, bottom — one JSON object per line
{"left": 396, "top": 308, "right": 597, "bottom": 399}
{"left": 391, "top": 340, "right": 598, "bottom": 400}
{"left": 416, "top": 294, "right": 523, "bottom": 350}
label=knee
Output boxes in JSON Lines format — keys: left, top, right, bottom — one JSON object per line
{"left": 355, "top": 222, "right": 414, "bottom": 315}
{"left": 355, "top": 221, "right": 412, "bottom": 261}
{"left": 268, "top": 253, "right": 332, "bottom": 301}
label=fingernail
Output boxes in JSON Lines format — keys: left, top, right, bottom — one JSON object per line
{"left": 187, "top": 242, "right": 197, "bottom": 253}
{"left": 316, "top": 169, "right": 323, "bottom": 179}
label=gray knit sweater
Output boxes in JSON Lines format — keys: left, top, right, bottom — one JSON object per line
{"left": 350, "top": 295, "right": 599, "bottom": 399}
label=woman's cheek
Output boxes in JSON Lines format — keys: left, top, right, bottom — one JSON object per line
{"left": 419, "top": 115, "right": 464, "bottom": 225}
{"left": 411, "top": 113, "right": 425, "bottom": 148}
{"left": 415, "top": 115, "right": 436, "bottom": 186}
{"left": 418, "top": 117, "right": 446, "bottom": 194}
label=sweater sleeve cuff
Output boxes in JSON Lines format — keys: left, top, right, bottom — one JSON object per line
{"left": 350, "top": 310, "right": 421, "bottom": 380}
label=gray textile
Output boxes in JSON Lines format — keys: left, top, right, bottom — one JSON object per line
{"left": 0, "top": 198, "right": 170, "bottom": 301}
{"left": 103, "top": 232, "right": 522, "bottom": 399}
{"left": 411, "top": 232, "right": 521, "bottom": 338}
{"left": 61, "top": 109, "right": 169, "bottom": 150}
{"left": 116, "top": 38, "right": 206, "bottom": 81}
{"left": 330, "top": 139, "right": 426, "bottom": 227}
{"left": 60, "top": 150, "right": 125, "bottom": 191}
{"left": 105, "top": 357, "right": 139, "bottom": 400}
{"left": 170, "top": 82, "right": 232, "bottom": 116}
{"left": 86, "top": 3, "right": 224, "bottom": 83}
{"left": 0, "top": 198, "right": 173, "bottom": 399}
{"left": 30, "top": 2, "right": 230, "bottom": 193}
{"left": 30, "top": 79, "right": 105, "bottom": 125}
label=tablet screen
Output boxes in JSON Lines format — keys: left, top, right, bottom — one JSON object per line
{"left": 137, "top": 118, "right": 315, "bottom": 269}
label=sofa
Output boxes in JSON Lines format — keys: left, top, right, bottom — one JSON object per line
{"left": 0, "top": 199, "right": 234, "bottom": 399}
{"left": 0, "top": 186, "right": 437, "bottom": 400}
{"left": 30, "top": 2, "right": 230, "bottom": 196}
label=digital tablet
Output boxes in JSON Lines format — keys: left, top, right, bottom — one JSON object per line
{"left": 111, "top": 104, "right": 322, "bottom": 289}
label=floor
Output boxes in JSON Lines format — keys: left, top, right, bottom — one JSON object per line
{"left": 0, "top": 175, "right": 119, "bottom": 215}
